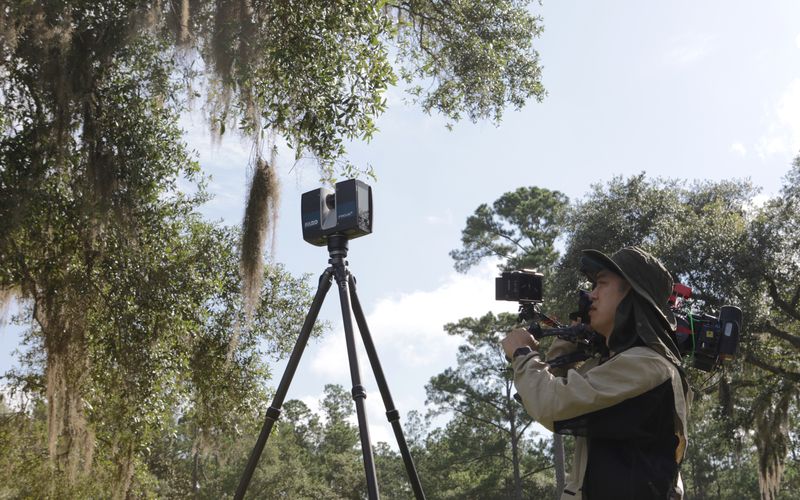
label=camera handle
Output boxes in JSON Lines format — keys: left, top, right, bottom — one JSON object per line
{"left": 523, "top": 321, "right": 607, "bottom": 368}
{"left": 235, "top": 234, "right": 426, "bottom": 500}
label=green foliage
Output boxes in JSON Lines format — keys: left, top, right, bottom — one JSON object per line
{"left": 391, "top": 0, "right": 546, "bottom": 124}
{"left": 449, "top": 167, "right": 800, "bottom": 498}
{"left": 0, "top": 22, "right": 321, "bottom": 494}
{"left": 0, "top": 213, "right": 321, "bottom": 497}
{"left": 0, "top": 384, "right": 396, "bottom": 498}
{"left": 1, "top": 1, "right": 549, "bottom": 496}
{"left": 681, "top": 392, "right": 761, "bottom": 499}
{"left": 196, "top": 0, "right": 396, "bottom": 169}
{"left": 531, "top": 174, "right": 758, "bottom": 326}
{"left": 421, "top": 312, "right": 554, "bottom": 499}
{"left": 450, "top": 186, "right": 569, "bottom": 273}
{"left": 1, "top": 0, "right": 546, "bottom": 180}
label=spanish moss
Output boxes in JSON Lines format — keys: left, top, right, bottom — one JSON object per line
{"left": 240, "top": 156, "right": 279, "bottom": 322}
{"left": 753, "top": 383, "right": 795, "bottom": 500}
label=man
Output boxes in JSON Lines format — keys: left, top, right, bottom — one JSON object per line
{"left": 501, "top": 246, "right": 690, "bottom": 499}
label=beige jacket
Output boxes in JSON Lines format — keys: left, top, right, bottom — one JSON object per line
{"left": 512, "top": 341, "right": 689, "bottom": 499}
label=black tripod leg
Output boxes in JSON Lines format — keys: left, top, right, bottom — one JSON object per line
{"left": 335, "top": 267, "right": 380, "bottom": 500}
{"left": 348, "top": 274, "right": 427, "bottom": 500}
{"left": 234, "top": 268, "right": 334, "bottom": 500}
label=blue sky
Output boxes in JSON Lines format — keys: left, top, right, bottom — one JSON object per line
{"left": 3, "top": 0, "right": 800, "bottom": 446}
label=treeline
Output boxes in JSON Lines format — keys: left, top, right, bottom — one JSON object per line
{"left": 2, "top": 2, "right": 798, "bottom": 498}
{"left": 3, "top": 161, "right": 799, "bottom": 499}
{"left": 443, "top": 163, "right": 800, "bottom": 500}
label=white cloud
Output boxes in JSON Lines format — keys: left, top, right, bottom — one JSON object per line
{"left": 795, "top": 33, "right": 800, "bottom": 49}
{"left": 310, "top": 260, "right": 515, "bottom": 378}
{"left": 730, "top": 142, "right": 747, "bottom": 156}
{"left": 298, "top": 393, "right": 324, "bottom": 417}
{"left": 663, "top": 34, "right": 717, "bottom": 66}
{"left": 381, "top": 85, "right": 406, "bottom": 109}
{"left": 757, "top": 79, "right": 800, "bottom": 158}
{"left": 750, "top": 193, "right": 772, "bottom": 209}
{"left": 424, "top": 208, "right": 453, "bottom": 225}
{"left": 288, "top": 259, "right": 524, "bottom": 449}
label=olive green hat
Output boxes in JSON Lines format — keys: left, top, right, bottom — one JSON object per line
{"left": 580, "top": 246, "right": 677, "bottom": 331}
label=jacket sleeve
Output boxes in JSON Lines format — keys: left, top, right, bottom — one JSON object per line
{"left": 545, "top": 337, "right": 580, "bottom": 377}
{"left": 512, "top": 347, "right": 674, "bottom": 431}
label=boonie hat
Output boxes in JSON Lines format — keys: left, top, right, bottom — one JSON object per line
{"left": 580, "top": 246, "right": 676, "bottom": 331}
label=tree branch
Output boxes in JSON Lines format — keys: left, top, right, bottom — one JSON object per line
{"left": 744, "top": 352, "right": 800, "bottom": 383}
{"left": 449, "top": 406, "right": 508, "bottom": 434}
{"left": 464, "top": 387, "right": 507, "bottom": 415}
{"left": 446, "top": 450, "right": 506, "bottom": 468}
{"left": 487, "top": 224, "right": 527, "bottom": 254}
{"left": 767, "top": 278, "right": 800, "bottom": 322}
{"left": 519, "top": 420, "right": 534, "bottom": 435}
{"left": 763, "top": 321, "right": 800, "bottom": 350}
{"left": 522, "top": 463, "right": 554, "bottom": 478}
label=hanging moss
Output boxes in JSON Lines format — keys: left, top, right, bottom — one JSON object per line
{"left": 240, "top": 156, "right": 279, "bottom": 323}
{"left": 753, "top": 383, "right": 795, "bottom": 500}
{"left": 2, "top": 2, "right": 548, "bottom": 495}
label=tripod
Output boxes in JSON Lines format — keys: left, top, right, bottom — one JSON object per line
{"left": 235, "top": 234, "right": 426, "bottom": 499}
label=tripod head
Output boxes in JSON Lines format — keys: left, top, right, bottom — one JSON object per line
{"left": 326, "top": 233, "right": 350, "bottom": 260}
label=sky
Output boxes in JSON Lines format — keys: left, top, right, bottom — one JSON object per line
{"left": 3, "top": 0, "right": 800, "bottom": 449}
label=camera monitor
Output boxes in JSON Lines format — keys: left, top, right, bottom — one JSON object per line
{"left": 495, "top": 270, "right": 543, "bottom": 303}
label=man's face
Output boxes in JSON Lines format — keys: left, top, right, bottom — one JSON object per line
{"left": 588, "top": 270, "right": 631, "bottom": 340}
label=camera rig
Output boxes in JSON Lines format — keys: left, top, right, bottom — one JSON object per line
{"left": 496, "top": 270, "right": 607, "bottom": 368}
{"left": 496, "top": 270, "right": 743, "bottom": 372}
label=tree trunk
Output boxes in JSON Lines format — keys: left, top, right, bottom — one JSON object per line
{"left": 38, "top": 296, "right": 94, "bottom": 482}
{"left": 112, "top": 442, "right": 135, "bottom": 500}
{"left": 509, "top": 389, "right": 523, "bottom": 500}
{"left": 553, "top": 433, "right": 566, "bottom": 499}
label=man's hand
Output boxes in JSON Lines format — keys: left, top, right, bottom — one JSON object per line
{"left": 501, "top": 328, "right": 539, "bottom": 359}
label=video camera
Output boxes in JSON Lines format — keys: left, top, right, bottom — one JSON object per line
{"left": 669, "top": 284, "right": 742, "bottom": 372}
{"left": 496, "top": 271, "right": 742, "bottom": 372}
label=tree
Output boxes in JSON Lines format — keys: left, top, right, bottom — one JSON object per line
{"left": 449, "top": 171, "right": 800, "bottom": 498}
{"left": 448, "top": 185, "right": 570, "bottom": 497}
{"left": 424, "top": 312, "right": 554, "bottom": 499}
{"left": 0, "top": 79, "right": 320, "bottom": 494}
{"left": 739, "top": 160, "right": 800, "bottom": 499}
{"left": 0, "top": 213, "right": 320, "bottom": 497}
{"left": 0, "top": 28, "right": 206, "bottom": 487}
{"left": 224, "top": 385, "right": 366, "bottom": 499}
{"left": 546, "top": 174, "right": 761, "bottom": 318}
{"left": 450, "top": 186, "right": 569, "bottom": 273}
{"left": 1, "top": 9, "right": 549, "bottom": 484}
{"left": 1, "top": 0, "right": 548, "bottom": 309}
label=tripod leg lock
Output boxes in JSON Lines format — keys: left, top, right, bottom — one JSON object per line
{"left": 385, "top": 409, "right": 400, "bottom": 423}
{"left": 266, "top": 406, "right": 281, "bottom": 421}
{"left": 351, "top": 385, "right": 367, "bottom": 400}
